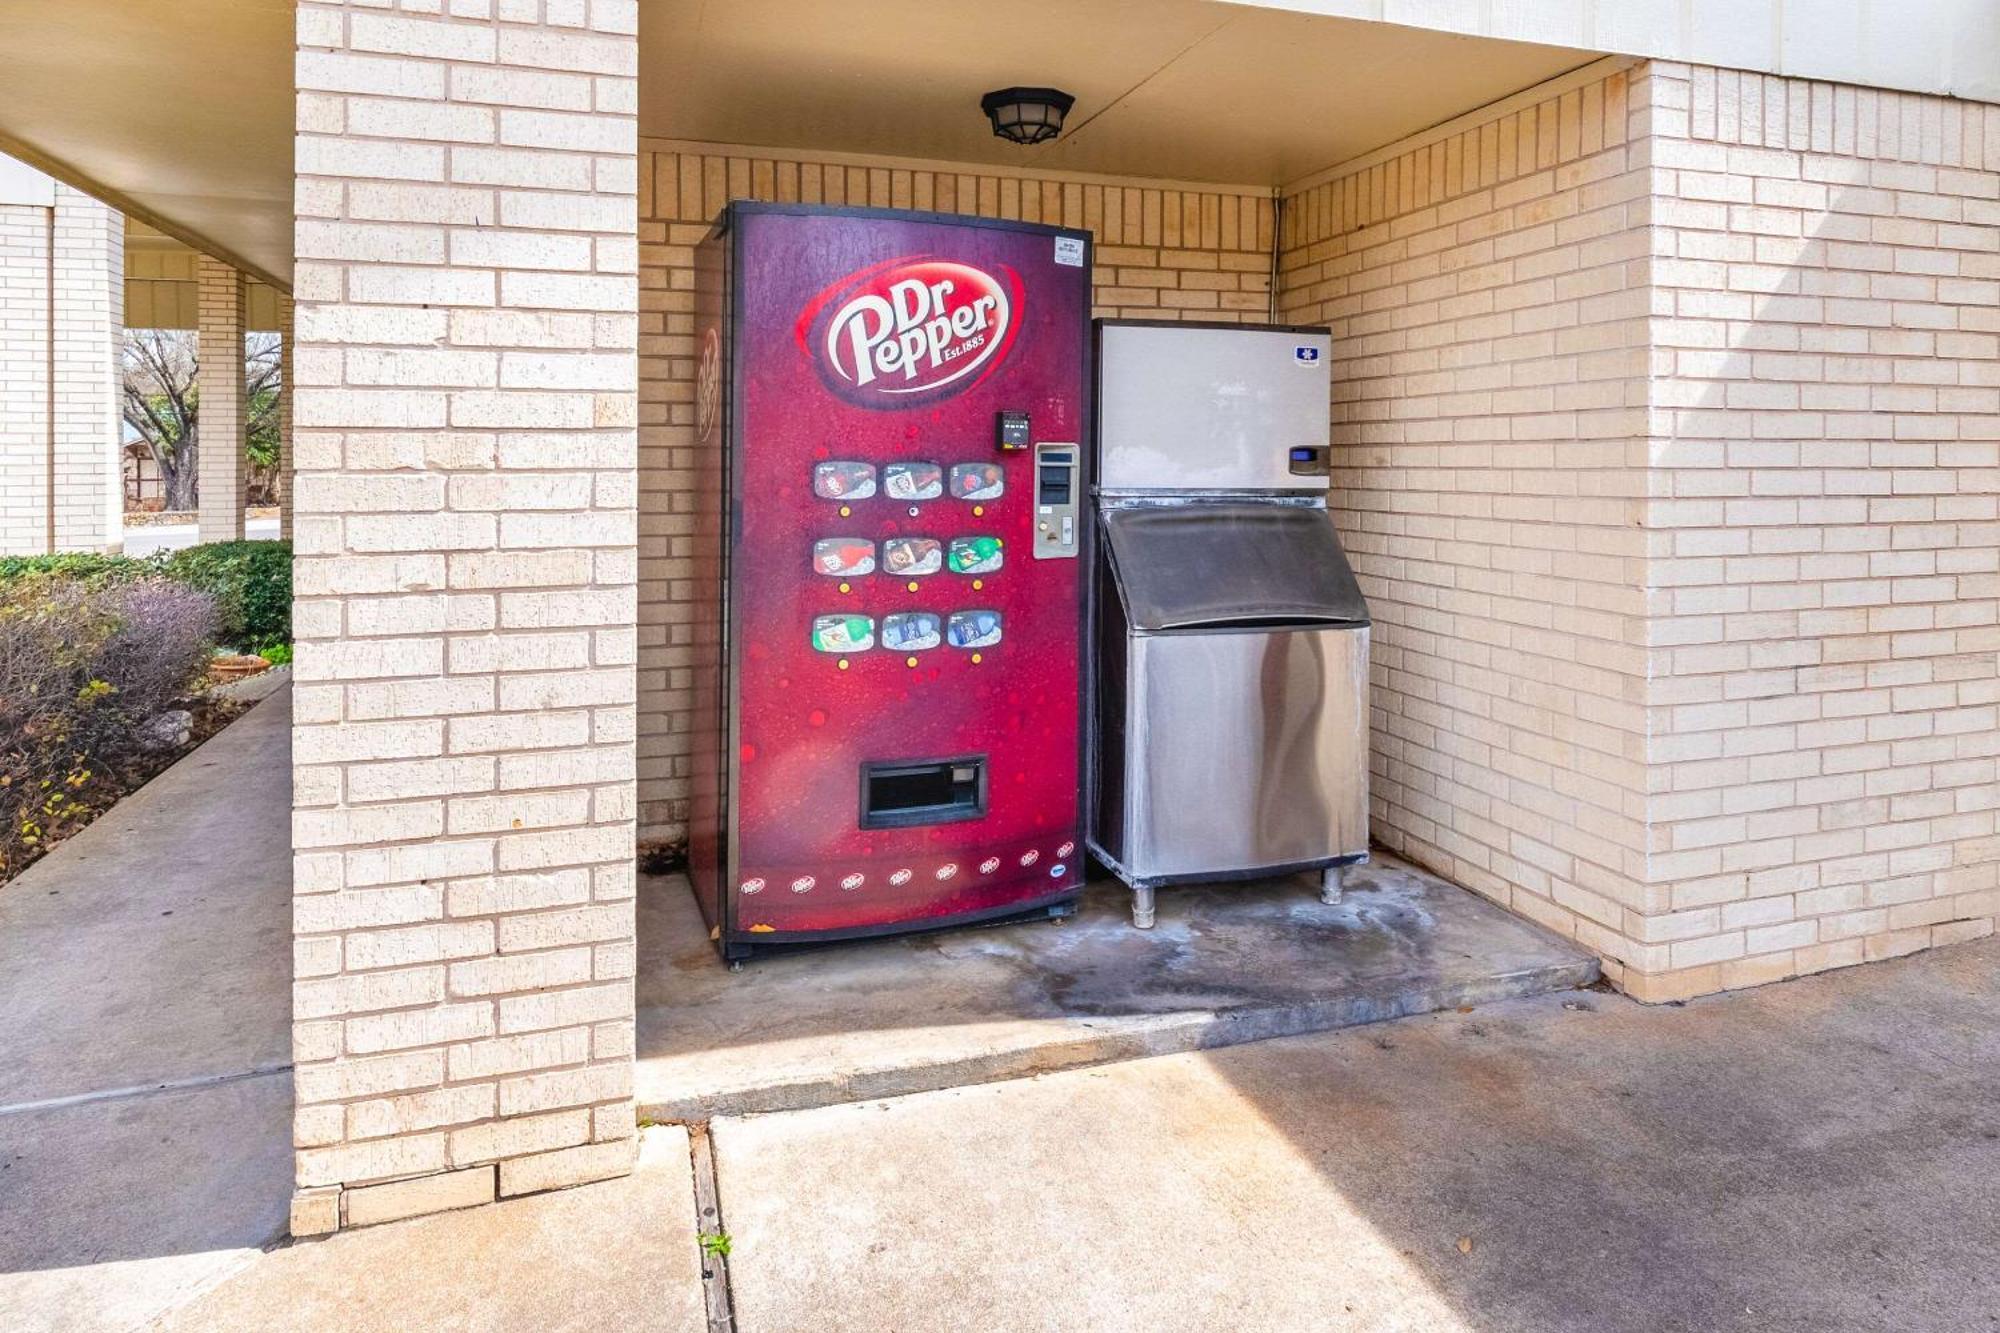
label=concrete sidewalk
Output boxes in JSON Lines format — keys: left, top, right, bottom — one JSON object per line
{"left": 157, "top": 1128, "right": 708, "bottom": 1333}
{"left": 8, "top": 681, "right": 1997, "bottom": 1332}
{"left": 0, "top": 684, "right": 714, "bottom": 1333}
{"left": 713, "top": 936, "right": 2000, "bottom": 1333}
{"left": 119, "top": 517, "right": 281, "bottom": 558}
{"left": 0, "top": 687, "right": 296, "bottom": 1333}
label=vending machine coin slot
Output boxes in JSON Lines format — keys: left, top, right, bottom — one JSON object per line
{"left": 1033, "top": 443, "right": 1079, "bottom": 560}
{"left": 860, "top": 757, "right": 988, "bottom": 829}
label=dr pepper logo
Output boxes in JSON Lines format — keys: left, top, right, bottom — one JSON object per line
{"left": 797, "top": 257, "right": 1023, "bottom": 408}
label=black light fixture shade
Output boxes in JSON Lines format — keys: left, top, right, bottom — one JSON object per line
{"left": 980, "top": 87, "right": 1076, "bottom": 145}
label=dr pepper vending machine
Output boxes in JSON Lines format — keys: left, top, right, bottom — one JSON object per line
{"left": 689, "top": 202, "right": 1092, "bottom": 961}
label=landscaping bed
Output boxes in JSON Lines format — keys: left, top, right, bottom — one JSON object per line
{"left": 0, "top": 540, "right": 290, "bottom": 883}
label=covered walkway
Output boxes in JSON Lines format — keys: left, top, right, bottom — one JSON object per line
{"left": 0, "top": 683, "right": 293, "bottom": 1331}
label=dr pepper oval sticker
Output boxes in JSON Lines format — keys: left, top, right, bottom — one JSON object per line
{"left": 795, "top": 257, "right": 1024, "bottom": 409}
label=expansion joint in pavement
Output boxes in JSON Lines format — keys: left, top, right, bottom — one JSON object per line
{"left": 0, "top": 1063, "right": 293, "bottom": 1118}
{"left": 687, "top": 1121, "right": 738, "bottom": 1332}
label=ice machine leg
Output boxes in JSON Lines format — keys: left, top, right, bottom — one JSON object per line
{"left": 1131, "top": 884, "right": 1156, "bottom": 930}
{"left": 1319, "top": 866, "right": 1345, "bottom": 905}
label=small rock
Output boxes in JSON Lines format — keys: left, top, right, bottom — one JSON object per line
{"left": 1457, "top": 1236, "right": 1474, "bottom": 1255}
{"left": 136, "top": 709, "right": 193, "bottom": 752}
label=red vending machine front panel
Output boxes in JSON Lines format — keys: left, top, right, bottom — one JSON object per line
{"left": 695, "top": 204, "right": 1090, "bottom": 957}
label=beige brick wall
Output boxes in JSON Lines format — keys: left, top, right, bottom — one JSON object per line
{"left": 634, "top": 144, "right": 1277, "bottom": 840}
{"left": 1638, "top": 65, "right": 2000, "bottom": 998}
{"left": 1277, "top": 64, "right": 1660, "bottom": 985}
{"left": 0, "top": 183, "right": 122, "bottom": 555}
{"left": 1278, "top": 59, "right": 2000, "bottom": 1000}
{"left": 290, "top": 0, "right": 640, "bottom": 1233}
{"left": 0, "top": 201, "right": 50, "bottom": 554}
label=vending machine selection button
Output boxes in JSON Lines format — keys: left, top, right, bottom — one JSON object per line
{"left": 810, "top": 615, "right": 875, "bottom": 653}
{"left": 882, "top": 537, "right": 942, "bottom": 576}
{"left": 947, "top": 536, "right": 1003, "bottom": 574}
{"left": 813, "top": 538, "right": 876, "bottom": 576}
{"left": 884, "top": 462, "right": 943, "bottom": 501}
{"left": 947, "top": 610, "right": 1002, "bottom": 648}
{"left": 951, "top": 462, "right": 1005, "bottom": 500}
{"left": 813, "top": 461, "right": 876, "bottom": 500}
{"left": 882, "top": 612, "right": 942, "bottom": 652}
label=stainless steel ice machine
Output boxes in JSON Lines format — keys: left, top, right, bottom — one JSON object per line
{"left": 1090, "top": 321, "right": 1370, "bottom": 927}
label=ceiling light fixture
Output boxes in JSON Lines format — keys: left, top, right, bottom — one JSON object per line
{"left": 980, "top": 87, "right": 1076, "bottom": 145}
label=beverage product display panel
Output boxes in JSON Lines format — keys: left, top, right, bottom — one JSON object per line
{"left": 717, "top": 206, "right": 1089, "bottom": 948}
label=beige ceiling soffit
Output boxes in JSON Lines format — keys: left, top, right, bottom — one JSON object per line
{"left": 642, "top": 137, "right": 1278, "bottom": 201}
{"left": 1279, "top": 53, "right": 1638, "bottom": 197}
{"left": 0, "top": 129, "right": 291, "bottom": 294}
{"left": 1052, "top": 9, "right": 1241, "bottom": 148}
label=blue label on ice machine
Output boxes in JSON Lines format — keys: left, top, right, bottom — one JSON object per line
{"left": 1294, "top": 346, "right": 1320, "bottom": 364}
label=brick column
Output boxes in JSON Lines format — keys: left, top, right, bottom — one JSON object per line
{"left": 0, "top": 173, "right": 123, "bottom": 555}
{"left": 0, "top": 198, "right": 51, "bottom": 555}
{"left": 289, "top": 0, "right": 639, "bottom": 1235}
{"left": 277, "top": 292, "right": 294, "bottom": 541}
{"left": 49, "top": 185, "right": 122, "bottom": 552}
{"left": 196, "top": 253, "right": 246, "bottom": 543}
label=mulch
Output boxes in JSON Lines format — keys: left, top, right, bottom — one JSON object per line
{"left": 0, "top": 691, "right": 247, "bottom": 886}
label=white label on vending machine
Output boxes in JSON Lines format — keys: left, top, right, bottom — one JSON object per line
{"left": 1053, "top": 235, "right": 1085, "bottom": 268}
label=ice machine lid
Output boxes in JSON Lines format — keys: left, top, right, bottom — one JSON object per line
{"left": 1101, "top": 503, "right": 1370, "bottom": 632}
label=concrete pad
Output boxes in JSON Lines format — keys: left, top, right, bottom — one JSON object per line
{"left": 636, "top": 855, "right": 1597, "bottom": 1119}
{"left": 157, "top": 1128, "right": 709, "bottom": 1333}
{"left": 0, "top": 1073, "right": 293, "bottom": 1333}
{"left": 714, "top": 936, "right": 2000, "bottom": 1333}
{"left": 0, "top": 688, "right": 292, "bottom": 1103}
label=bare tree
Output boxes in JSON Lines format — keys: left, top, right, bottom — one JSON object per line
{"left": 121, "top": 329, "right": 283, "bottom": 513}
{"left": 245, "top": 333, "right": 282, "bottom": 506}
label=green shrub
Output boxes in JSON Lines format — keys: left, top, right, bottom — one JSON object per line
{"left": 257, "top": 642, "right": 294, "bottom": 666}
{"left": 161, "top": 541, "right": 291, "bottom": 650}
{"left": 0, "top": 540, "right": 290, "bottom": 652}
{"left": 0, "top": 552, "right": 157, "bottom": 582}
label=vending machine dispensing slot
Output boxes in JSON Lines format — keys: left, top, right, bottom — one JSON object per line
{"left": 689, "top": 203, "right": 1092, "bottom": 962}
{"left": 860, "top": 757, "right": 988, "bottom": 829}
